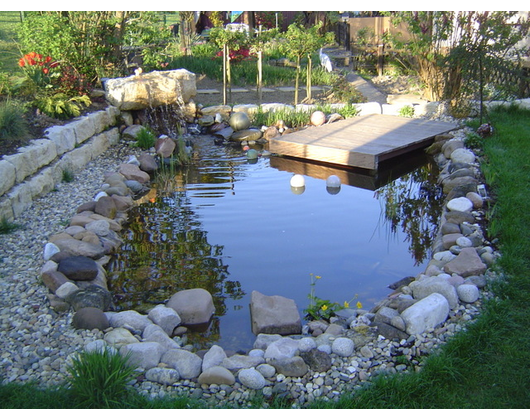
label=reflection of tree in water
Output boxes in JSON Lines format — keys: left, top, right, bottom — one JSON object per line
{"left": 373, "top": 161, "right": 443, "bottom": 265}
{"left": 108, "top": 181, "right": 244, "bottom": 347}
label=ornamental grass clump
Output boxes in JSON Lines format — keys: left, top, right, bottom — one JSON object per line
{"left": 0, "top": 100, "right": 29, "bottom": 141}
{"left": 66, "top": 347, "right": 137, "bottom": 408}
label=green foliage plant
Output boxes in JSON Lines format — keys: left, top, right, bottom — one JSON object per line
{"left": 33, "top": 93, "right": 91, "bottom": 120}
{"left": 0, "top": 100, "right": 29, "bottom": 141}
{"left": 134, "top": 126, "right": 156, "bottom": 149}
{"left": 0, "top": 217, "right": 23, "bottom": 234}
{"left": 67, "top": 347, "right": 137, "bottom": 408}
{"left": 61, "top": 168, "right": 74, "bottom": 183}
{"left": 398, "top": 105, "right": 415, "bottom": 118}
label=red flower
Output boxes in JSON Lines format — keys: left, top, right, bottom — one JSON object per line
{"left": 18, "top": 57, "right": 26, "bottom": 67}
{"left": 42, "top": 68, "right": 49, "bottom": 74}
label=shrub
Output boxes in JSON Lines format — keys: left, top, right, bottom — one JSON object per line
{"left": 399, "top": 105, "right": 415, "bottom": 118}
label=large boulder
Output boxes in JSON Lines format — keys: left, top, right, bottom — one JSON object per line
{"left": 401, "top": 293, "right": 450, "bottom": 335}
{"left": 166, "top": 288, "right": 215, "bottom": 327}
{"left": 105, "top": 69, "right": 196, "bottom": 110}
{"left": 250, "top": 291, "right": 301, "bottom": 335}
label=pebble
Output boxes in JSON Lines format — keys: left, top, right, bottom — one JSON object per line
{"left": 0, "top": 125, "right": 494, "bottom": 408}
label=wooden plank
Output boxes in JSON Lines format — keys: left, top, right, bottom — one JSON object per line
{"left": 268, "top": 114, "right": 458, "bottom": 169}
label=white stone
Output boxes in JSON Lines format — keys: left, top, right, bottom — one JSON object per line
{"left": 202, "top": 345, "right": 227, "bottom": 371}
{"left": 447, "top": 197, "right": 473, "bottom": 213}
{"left": 456, "top": 236, "right": 473, "bottom": 248}
{"left": 264, "top": 337, "right": 299, "bottom": 360}
{"left": 298, "top": 337, "right": 317, "bottom": 352}
{"left": 120, "top": 341, "right": 165, "bottom": 370}
{"left": 457, "top": 284, "right": 480, "bottom": 303}
{"left": 43, "top": 242, "right": 61, "bottom": 260}
{"left": 147, "top": 304, "right": 181, "bottom": 336}
{"left": 331, "top": 337, "right": 355, "bottom": 357}
{"left": 450, "top": 148, "right": 476, "bottom": 164}
{"left": 353, "top": 102, "right": 382, "bottom": 115}
{"left": 161, "top": 349, "right": 203, "bottom": 379}
{"left": 409, "top": 276, "right": 459, "bottom": 309}
{"left": 238, "top": 368, "right": 266, "bottom": 390}
{"left": 104, "top": 327, "right": 140, "bottom": 349}
{"left": 55, "top": 281, "right": 79, "bottom": 299}
{"left": 145, "top": 367, "right": 180, "bottom": 385}
{"left": 0, "top": 160, "right": 16, "bottom": 196}
{"left": 401, "top": 293, "right": 450, "bottom": 335}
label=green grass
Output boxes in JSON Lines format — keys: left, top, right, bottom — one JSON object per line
{"left": 0, "top": 216, "right": 23, "bottom": 234}
{"left": 0, "top": 11, "right": 23, "bottom": 73}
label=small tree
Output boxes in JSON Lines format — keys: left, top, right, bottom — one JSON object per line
{"left": 209, "top": 27, "right": 249, "bottom": 104}
{"left": 387, "top": 11, "right": 530, "bottom": 107}
{"left": 280, "top": 22, "right": 335, "bottom": 104}
{"left": 249, "top": 28, "right": 279, "bottom": 104}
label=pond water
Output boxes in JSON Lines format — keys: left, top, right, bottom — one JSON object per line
{"left": 107, "top": 135, "right": 442, "bottom": 352}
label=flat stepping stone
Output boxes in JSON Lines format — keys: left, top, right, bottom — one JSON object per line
{"left": 196, "top": 89, "right": 221, "bottom": 94}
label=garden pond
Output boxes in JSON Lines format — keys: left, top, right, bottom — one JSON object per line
{"left": 107, "top": 136, "right": 443, "bottom": 352}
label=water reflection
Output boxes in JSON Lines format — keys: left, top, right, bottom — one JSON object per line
{"left": 107, "top": 137, "right": 440, "bottom": 351}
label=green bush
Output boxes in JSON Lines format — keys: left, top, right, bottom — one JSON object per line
{"left": 0, "top": 217, "right": 23, "bottom": 234}
{"left": 398, "top": 105, "right": 415, "bottom": 118}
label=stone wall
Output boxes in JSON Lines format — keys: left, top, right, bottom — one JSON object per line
{"left": 0, "top": 107, "right": 121, "bottom": 221}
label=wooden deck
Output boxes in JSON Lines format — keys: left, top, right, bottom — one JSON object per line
{"left": 268, "top": 114, "right": 459, "bottom": 170}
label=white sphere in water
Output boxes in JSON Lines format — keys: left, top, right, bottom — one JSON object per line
{"left": 290, "top": 174, "right": 305, "bottom": 188}
{"left": 326, "top": 175, "right": 341, "bottom": 188}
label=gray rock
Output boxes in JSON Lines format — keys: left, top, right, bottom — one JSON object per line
{"left": 202, "top": 345, "right": 227, "bottom": 371}
{"left": 166, "top": 288, "right": 215, "bottom": 327}
{"left": 447, "top": 197, "right": 473, "bottom": 213}
{"left": 57, "top": 255, "right": 99, "bottom": 281}
{"left": 54, "top": 281, "right": 79, "bottom": 300}
{"left": 145, "top": 367, "right": 180, "bottom": 385}
{"left": 253, "top": 333, "right": 282, "bottom": 350}
{"left": 104, "top": 327, "right": 140, "bottom": 349}
{"left": 238, "top": 368, "right": 266, "bottom": 390}
{"left": 300, "top": 348, "right": 332, "bottom": 372}
{"left": 256, "top": 363, "right": 276, "bottom": 378}
{"left": 120, "top": 341, "right": 165, "bottom": 370}
{"left": 161, "top": 349, "right": 202, "bottom": 379}
{"left": 230, "top": 129, "right": 262, "bottom": 142}
{"left": 142, "top": 329, "right": 181, "bottom": 351}
{"left": 249, "top": 291, "right": 301, "bottom": 335}
{"left": 331, "top": 337, "right": 355, "bottom": 357}
{"left": 409, "top": 275, "right": 459, "bottom": 309}
{"left": 72, "top": 307, "right": 110, "bottom": 331}
{"left": 222, "top": 354, "right": 265, "bottom": 371}
{"left": 43, "top": 242, "right": 61, "bottom": 260}
{"left": 198, "top": 366, "right": 235, "bottom": 385}
{"left": 108, "top": 310, "right": 153, "bottom": 334}
{"left": 269, "top": 356, "right": 308, "bottom": 377}
{"left": 147, "top": 304, "right": 181, "bottom": 336}
{"left": 264, "top": 337, "right": 300, "bottom": 360}
{"left": 456, "top": 284, "right": 480, "bottom": 303}
{"left": 374, "top": 306, "right": 399, "bottom": 324}
{"left": 67, "top": 285, "right": 112, "bottom": 312}
{"left": 298, "top": 337, "right": 317, "bottom": 352}
{"left": 372, "top": 321, "right": 409, "bottom": 341}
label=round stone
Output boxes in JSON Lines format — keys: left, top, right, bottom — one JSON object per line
{"left": 456, "top": 236, "right": 473, "bottom": 248}
{"left": 310, "top": 111, "right": 326, "bottom": 126}
{"left": 447, "top": 197, "right": 473, "bottom": 213}
{"left": 331, "top": 337, "right": 355, "bottom": 357}
{"left": 457, "top": 284, "right": 480, "bottom": 303}
{"left": 229, "top": 112, "right": 251, "bottom": 131}
{"left": 72, "top": 307, "right": 110, "bottom": 331}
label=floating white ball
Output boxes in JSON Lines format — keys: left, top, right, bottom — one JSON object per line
{"left": 290, "top": 174, "right": 305, "bottom": 188}
{"left": 326, "top": 175, "right": 341, "bottom": 188}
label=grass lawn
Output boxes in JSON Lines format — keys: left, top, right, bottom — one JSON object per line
{"left": 0, "top": 11, "right": 23, "bottom": 73}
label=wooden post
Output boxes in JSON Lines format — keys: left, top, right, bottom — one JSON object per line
{"left": 223, "top": 44, "right": 227, "bottom": 105}
{"left": 257, "top": 50, "right": 263, "bottom": 104}
{"left": 306, "top": 55, "right": 312, "bottom": 101}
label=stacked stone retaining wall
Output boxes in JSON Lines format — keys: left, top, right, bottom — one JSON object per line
{"left": 0, "top": 107, "right": 121, "bottom": 221}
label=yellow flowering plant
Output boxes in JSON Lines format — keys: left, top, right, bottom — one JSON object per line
{"left": 303, "top": 274, "right": 362, "bottom": 321}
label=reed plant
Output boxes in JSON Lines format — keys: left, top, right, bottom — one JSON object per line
{"left": 0, "top": 99, "right": 29, "bottom": 141}
{"left": 66, "top": 347, "right": 137, "bottom": 408}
